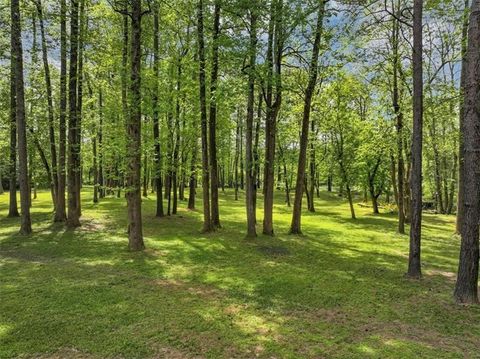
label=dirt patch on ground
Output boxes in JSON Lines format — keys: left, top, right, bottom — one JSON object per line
{"left": 425, "top": 269, "right": 456, "bottom": 282}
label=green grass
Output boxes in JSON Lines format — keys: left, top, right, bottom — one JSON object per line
{"left": 1, "top": 188, "right": 479, "bottom": 358}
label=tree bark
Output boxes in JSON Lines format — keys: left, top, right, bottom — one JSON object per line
{"left": 125, "top": 0, "right": 145, "bottom": 251}
{"left": 11, "top": 0, "right": 31, "bottom": 234}
{"left": 456, "top": 0, "right": 471, "bottom": 233}
{"left": 290, "top": 0, "right": 326, "bottom": 234}
{"left": 209, "top": 0, "right": 221, "bottom": 228}
{"left": 36, "top": 0, "right": 59, "bottom": 211}
{"left": 392, "top": 11, "right": 405, "bottom": 234}
{"left": 197, "top": 0, "right": 213, "bottom": 232}
{"left": 263, "top": 0, "right": 283, "bottom": 235}
{"left": 454, "top": 0, "right": 480, "bottom": 304}
{"left": 67, "top": 0, "right": 81, "bottom": 228}
{"left": 55, "top": 0, "right": 68, "bottom": 222}
{"left": 245, "top": 9, "right": 258, "bottom": 238}
{"left": 8, "top": 48, "right": 19, "bottom": 218}
{"left": 153, "top": 3, "right": 164, "bottom": 217}
{"left": 407, "top": 0, "right": 423, "bottom": 279}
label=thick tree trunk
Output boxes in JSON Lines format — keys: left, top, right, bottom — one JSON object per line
{"left": 125, "top": 0, "right": 145, "bottom": 251}
{"left": 245, "top": 10, "right": 258, "bottom": 238}
{"left": 11, "top": 0, "right": 31, "bottom": 234}
{"left": 263, "top": 0, "right": 283, "bottom": 235}
{"left": 290, "top": 0, "right": 325, "bottom": 234}
{"left": 55, "top": 0, "right": 67, "bottom": 222}
{"left": 197, "top": 0, "right": 213, "bottom": 232}
{"left": 454, "top": 0, "right": 480, "bottom": 304}
{"left": 407, "top": 0, "right": 423, "bottom": 279}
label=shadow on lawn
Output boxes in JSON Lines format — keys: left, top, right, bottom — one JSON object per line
{"left": 1, "top": 189, "right": 479, "bottom": 358}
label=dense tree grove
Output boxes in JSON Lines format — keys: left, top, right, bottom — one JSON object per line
{"left": 0, "top": 0, "right": 479, "bottom": 304}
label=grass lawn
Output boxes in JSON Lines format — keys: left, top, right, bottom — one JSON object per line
{"left": 1, "top": 188, "right": 479, "bottom": 358}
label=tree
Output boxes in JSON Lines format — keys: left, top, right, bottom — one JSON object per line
{"left": 197, "top": 0, "right": 213, "bottom": 232}
{"left": 67, "top": 0, "right": 81, "bottom": 228}
{"left": 245, "top": 7, "right": 258, "bottom": 238}
{"left": 11, "top": 0, "right": 32, "bottom": 234}
{"left": 35, "top": 0, "right": 59, "bottom": 213}
{"left": 263, "top": 0, "right": 283, "bottom": 235}
{"left": 407, "top": 0, "right": 423, "bottom": 279}
{"left": 209, "top": 0, "right": 221, "bottom": 228}
{"left": 454, "top": 0, "right": 480, "bottom": 305}
{"left": 55, "top": 0, "right": 68, "bottom": 222}
{"left": 290, "top": 0, "right": 327, "bottom": 234}
{"left": 152, "top": 1, "right": 164, "bottom": 217}
{"left": 125, "top": 0, "right": 146, "bottom": 251}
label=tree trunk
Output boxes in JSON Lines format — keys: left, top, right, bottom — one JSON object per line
{"left": 234, "top": 115, "right": 240, "bottom": 201}
{"left": 263, "top": 0, "right": 283, "bottom": 235}
{"left": 8, "top": 50, "right": 19, "bottom": 218}
{"left": 308, "top": 118, "right": 316, "bottom": 213}
{"left": 245, "top": 9, "right": 258, "bottom": 238}
{"left": 407, "top": 0, "right": 423, "bottom": 279}
{"left": 55, "top": 0, "right": 68, "bottom": 222}
{"left": 125, "top": 0, "right": 145, "bottom": 251}
{"left": 188, "top": 140, "right": 197, "bottom": 210}
{"left": 153, "top": 4, "right": 164, "bottom": 217}
{"left": 454, "top": 0, "right": 480, "bottom": 304}
{"left": 290, "top": 0, "right": 325, "bottom": 234}
{"left": 67, "top": 0, "right": 81, "bottom": 228}
{"left": 36, "top": 0, "right": 58, "bottom": 210}
{"left": 11, "top": 0, "right": 31, "bottom": 234}
{"left": 197, "top": 0, "right": 213, "bottom": 232}
{"left": 392, "top": 12, "right": 405, "bottom": 234}
{"left": 209, "top": 0, "right": 221, "bottom": 227}
{"left": 456, "top": 0, "right": 471, "bottom": 233}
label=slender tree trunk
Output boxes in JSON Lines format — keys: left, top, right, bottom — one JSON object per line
{"left": 98, "top": 89, "right": 105, "bottom": 199}
{"left": 55, "top": 0, "right": 67, "bottom": 222}
{"left": 93, "top": 133, "right": 98, "bottom": 204}
{"left": 454, "top": 0, "right": 480, "bottom": 304}
{"left": 392, "top": 13, "right": 405, "bottom": 234}
{"left": 8, "top": 50, "right": 19, "bottom": 218}
{"left": 209, "top": 0, "right": 221, "bottom": 227}
{"left": 76, "top": 0, "right": 86, "bottom": 217}
{"left": 153, "top": 4, "right": 164, "bottom": 217}
{"left": 308, "top": 118, "right": 316, "bottom": 213}
{"left": 245, "top": 9, "right": 258, "bottom": 238}
{"left": 407, "top": 0, "right": 423, "bottom": 279}
{"left": 290, "top": 0, "right": 325, "bottom": 234}
{"left": 125, "top": 0, "right": 145, "bottom": 251}
{"left": 67, "top": 0, "right": 81, "bottom": 228}
{"left": 197, "top": 0, "right": 213, "bottom": 232}
{"left": 456, "top": 0, "right": 471, "bottom": 233}
{"left": 188, "top": 140, "right": 197, "bottom": 210}
{"left": 346, "top": 183, "right": 356, "bottom": 220}
{"left": 11, "top": 0, "right": 31, "bottom": 234}
{"left": 234, "top": 116, "right": 240, "bottom": 201}
{"left": 36, "top": 0, "right": 58, "bottom": 210}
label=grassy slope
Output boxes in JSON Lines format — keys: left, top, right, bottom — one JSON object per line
{"left": 0, "top": 188, "right": 479, "bottom": 358}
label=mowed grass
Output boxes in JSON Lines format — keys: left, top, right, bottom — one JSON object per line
{"left": 0, "top": 187, "right": 479, "bottom": 358}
